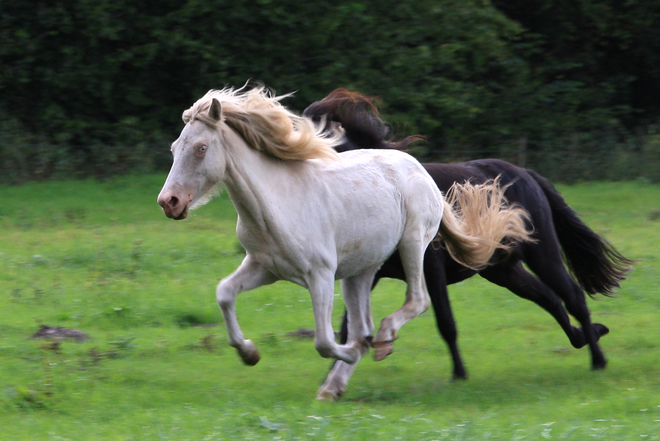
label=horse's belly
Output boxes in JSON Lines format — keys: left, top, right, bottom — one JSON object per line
{"left": 334, "top": 223, "right": 403, "bottom": 279}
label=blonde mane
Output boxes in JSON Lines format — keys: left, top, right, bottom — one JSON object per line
{"left": 183, "top": 85, "right": 340, "bottom": 161}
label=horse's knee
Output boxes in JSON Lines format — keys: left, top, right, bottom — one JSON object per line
{"left": 314, "top": 339, "right": 336, "bottom": 359}
{"left": 215, "top": 279, "right": 235, "bottom": 308}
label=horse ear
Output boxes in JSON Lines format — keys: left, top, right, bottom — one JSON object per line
{"left": 209, "top": 98, "right": 223, "bottom": 122}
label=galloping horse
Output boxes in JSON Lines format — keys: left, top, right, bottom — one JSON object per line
{"left": 304, "top": 88, "right": 634, "bottom": 398}
{"left": 157, "top": 85, "right": 533, "bottom": 398}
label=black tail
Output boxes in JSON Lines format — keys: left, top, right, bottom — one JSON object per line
{"left": 529, "top": 170, "right": 634, "bottom": 295}
{"left": 303, "top": 88, "right": 422, "bottom": 152}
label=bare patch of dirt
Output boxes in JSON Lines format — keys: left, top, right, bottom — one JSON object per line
{"left": 31, "top": 325, "right": 91, "bottom": 342}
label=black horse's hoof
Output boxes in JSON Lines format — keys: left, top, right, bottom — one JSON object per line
{"left": 592, "top": 357, "right": 608, "bottom": 370}
{"left": 593, "top": 323, "right": 610, "bottom": 339}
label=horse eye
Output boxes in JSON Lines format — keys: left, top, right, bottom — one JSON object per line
{"left": 197, "top": 146, "right": 207, "bottom": 154}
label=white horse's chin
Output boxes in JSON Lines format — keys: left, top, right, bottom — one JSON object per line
{"left": 190, "top": 184, "right": 221, "bottom": 211}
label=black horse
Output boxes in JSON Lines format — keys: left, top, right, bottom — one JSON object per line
{"left": 304, "top": 89, "right": 633, "bottom": 380}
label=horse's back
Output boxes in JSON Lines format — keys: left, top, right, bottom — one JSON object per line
{"left": 422, "top": 158, "right": 556, "bottom": 263}
{"left": 463, "top": 159, "right": 552, "bottom": 226}
{"left": 337, "top": 150, "right": 442, "bottom": 215}
{"left": 329, "top": 149, "right": 443, "bottom": 278}
{"left": 424, "top": 159, "right": 549, "bottom": 214}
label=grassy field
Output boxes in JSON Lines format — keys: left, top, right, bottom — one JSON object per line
{"left": 1, "top": 175, "right": 659, "bottom": 440}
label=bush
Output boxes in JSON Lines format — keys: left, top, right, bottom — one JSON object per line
{"left": 2, "top": 0, "right": 660, "bottom": 183}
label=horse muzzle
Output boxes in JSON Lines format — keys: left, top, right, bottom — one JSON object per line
{"left": 157, "top": 192, "right": 190, "bottom": 220}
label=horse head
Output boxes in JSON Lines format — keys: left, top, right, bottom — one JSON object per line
{"left": 158, "top": 86, "right": 342, "bottom": 220}
{"left": 157, "top": 98, "right": 225, "bottom": 220}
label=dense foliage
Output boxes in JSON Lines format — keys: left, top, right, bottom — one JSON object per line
{"left": 2, "top": 0, "right": 660, "bottom": 183}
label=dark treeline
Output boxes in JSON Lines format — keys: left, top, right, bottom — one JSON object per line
{"left": 2, "top": 0, "right": 660, "bottom": 184}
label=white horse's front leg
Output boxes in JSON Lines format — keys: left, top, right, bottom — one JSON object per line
{"left": 317, "top": 361, "right": 357, "bottom": 401}
{"left": 316, "top": 268, "right": 377, "bottom": 400}
{"left": 308, "top": 271, "right": 368, "bottom": 365}
{"left": 216, "top": 254, "right": 278, "bottom": 365}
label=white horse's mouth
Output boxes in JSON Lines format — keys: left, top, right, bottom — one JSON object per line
{"left": 172, "top": 205, "right": 189, "bottom": 220}
{"left": 161, "top": 203, "right": 189, "bottom": 220}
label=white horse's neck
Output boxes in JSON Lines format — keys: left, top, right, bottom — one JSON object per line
{"left": 220, "top": 128, "right": 310, "bottom": 244}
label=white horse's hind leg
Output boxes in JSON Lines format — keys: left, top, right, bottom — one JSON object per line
{"left": 216, "top": 254, "right": 278, "bottom": 365}
{"left": 316, "top": 268, "right": 378, "bottom": 400}
{"left": 372, "top": 172, "right": 441, "bottom": 361}
{"left": 373, "top": 233, "right": 432, "bottom": 361}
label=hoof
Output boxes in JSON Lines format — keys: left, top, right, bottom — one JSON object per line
{"left": 372, "top": 340, "right": 393, "bottom": 361}
{"left": 593, "top": 323, "right": 610, "bottom": 339}
{"left": 237, "top": 340, "right": 260, "bottom": 366}
{"left": 240, "top": 350, "right": 260, "bottom": 366}
{"left": 571, "top": 323, "right": 610, "bottom": 348}
{"left": 316, "top": 392, "right": 336, "bottom": 401}
{"left": 592, "top": 357, "right": 608, "bottom": 370}
{"left": 316, "top": 377, "right": 346, "bottom": 401}
{"left": 316, "top": 387, "right": 342, "bottom": 401}
{"left": 452, "top": 372, "right": 468, "bottom": 381}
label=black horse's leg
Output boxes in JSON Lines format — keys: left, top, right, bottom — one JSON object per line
{"left": 424, "top": 248, "right": 467, "bottom": 380}
{"left": 526, "top": 258, "right": 608, "bottom": 369}
{"left": 339, "top": 309, "right": 349, "bottom": 344}
{"left": 479, "top": 262, "right": 581, "bottom": 343}
{"left": 479, "top": 261, "right": 607, "bottom": 369}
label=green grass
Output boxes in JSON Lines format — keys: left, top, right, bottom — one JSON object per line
{"left": 1, "top": 175, "right": 659, "bottom": 440}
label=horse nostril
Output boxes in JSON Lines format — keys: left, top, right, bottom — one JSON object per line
{"left": 168, "top": 196, "right": 179, "bottom": 209}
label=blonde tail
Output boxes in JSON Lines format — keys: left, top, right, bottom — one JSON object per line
{"left": 438, "top": 177, "right": 535, "bottom": 270}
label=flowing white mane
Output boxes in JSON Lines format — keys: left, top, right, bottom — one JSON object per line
{"left": 183, "top": 85, "right": 341, "bottom": 162}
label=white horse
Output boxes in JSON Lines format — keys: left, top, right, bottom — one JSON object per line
{"left": 157, "top": 85, "right": 532, "bottom": 399}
